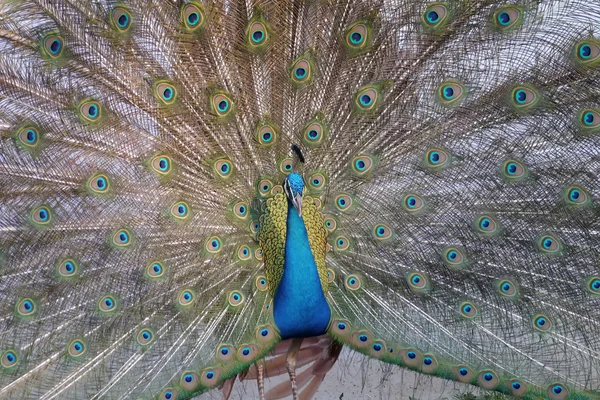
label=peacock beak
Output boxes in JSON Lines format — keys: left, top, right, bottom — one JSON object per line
{"left": 293, "top": 193, "right": 303, "bottom": 217}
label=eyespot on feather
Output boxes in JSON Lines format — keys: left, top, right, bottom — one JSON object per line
{"left": 154, "top": 82, "right": 177, "bottom": 105}
{"left": 180, "top": 371, "right": 199, "bottom": 391}
{"left": 145, "top": 261, "right": 165, "bottom": 280}
{"left": 57, "top": 258, "right": 79, "bottom": 278}
{"left": 213, "top": 158, "right": 234, "bottom": 179}
{"left": 136, "top": 328, "right": 155, "bottom": 346}
{"left": 477, "top": 370, "right": 499, "bottom": 389}
{"left": 453, "top": 365, "right": 475, "bottom": 383}
{"left": 78, "top": 99, "right": 102, "bottom": 123}
{"left": 112, "top": 228, "right": 132, "bottom": 247}
{"left": 228, "top": 290, "right": 244, "bottom": 307}
{"left": 547, "top": 383, "right": 569, "bottom": 400}
{"left": 150, "top": 155, "right": 173, "bottom": 176}
{"left": 422, "top": 3, "right": 449, "bottom": 29}
{"left": 112, "top": 7, "right": 132, "bottom": 32}
{"left": 574, "top": 40, "right": 600, "bottom": 66}
{"left": 181, "top": 3, "right": 205, "bottom": 31}
{"left": 17, "top": 126, "right": 40, "bottom": 149}
{"left": 16, "top": 298, "right": 37, "bottom": 316}
{"left": 493, "top": 6, "right": 523, "bottom": 31}
{"left": 211, "top": 93, "right": 234, "bottom": 118}
{"left": 43, "top": 34, "right": 64, "bottom": 58}
{"left": 302, "top": 121, "right": 326, "bottom": 147}
{"left": 402, "top": 194, "right": 425, "bottom": 213}
{"left": 509, "top": 86, "right": 539, "bottom": 110}
{"left": 67, "top": 339, "right": 86, "bottom": 358}
{"left": 438, "top": 80, "right": 466, "bottom": 106}
{"left": 205, "top": 236, "right": 222, "bottom": 254}
{"left": 1, "top": 350, "right": 18, "bottom": 369}
{"left": 178, "top": 289, "right": 195, "bottom": 306}
{"left": 31, "top": 205, "right": 52, "bottom": 226}
{"left": 98, "top": 295, "right": 118, "bottom": 313}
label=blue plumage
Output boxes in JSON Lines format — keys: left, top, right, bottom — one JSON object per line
{"left": 273, "top": 199, "right": 331, "bottom": 339}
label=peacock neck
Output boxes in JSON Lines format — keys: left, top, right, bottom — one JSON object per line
{"left": 272, "top": 200, "right": 331, "bottom": 339}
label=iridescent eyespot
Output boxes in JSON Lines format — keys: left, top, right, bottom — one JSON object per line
{"left": 424, "top": 148, "right": 451, "bottom": 170}
{"left": 181, "top": 3, "right": 205, "bottom": 31}
{"left": 214, "top": 158, "right": 233, "bottom": 179}
{"left": 258, "top": 179, "right": 273, "bottom": 196}
{"left": 502, "top": 159, "right": 527, "bottom": 181}
{"left": 112, "top": 7, "right": 132, "bottom": 32}
{"left": 280, "top": 157, "right": 294, "bottom": 174}
{"left": 31, "top": 205, "right": 52, "bottom": 225}
{"left": 58, "top": 258, "right": 79, "bottom": 278}
{"left": 475, "top": 215, "right": 498, "bottom": 234}
{"left": 345, "top": 274, "right": 361, "bottom": 290}
{"left": 373, "top": 224, "right": 392, "bottom": 240}
{"left": 79, "top": 100, "right": 101, "bottom": 122}
{"left": 271, "top": 185, "right": 284, "bottom": 195}
{"left": 332, "top": 319, "right": 351, "bottom": 336}
{"left": 308, "top": 173, "right": 326, "bottom": 191}
{"left": 256, "top": 124, "right": 277, "bottom": 146}
{"left": 460, "top": 302, "right": 477, "bottom": 318}
{"left": 352, "top": 331, "right": 373, "bottom": 348}
{"left": 146, "top": 261, "right": 165, "bottom": 279}
{"left": 537, "top": 234, "right": 561, "bottom": 254}
{"left": 438, "top": 81, "right": 466, "bottom": 105}
{"left": 443, "top": 247, "right": 465, "bottom": 267}
{"left": 227, "top": 290, "right": 244, "bottom": 307}
{"left": 575, "top": 40, "right": 600, "bottom": 65}
{"left": 355, "top": 86, "right": 380, "bottom": 111}
{"left": 67, "top": 339, "right": 86, "bottom": 358}
{"left": 178, "top": 289, "right": 194, "bottom": 306}
{"left": 211, "top": 93, "right": 234, "bottom": 117}
{"left": 180, "top": 371, "right": 199, "bottom": 391}
{"left": 88, "top": 173, "right": 110, "bottom": 194}
{"left": 509, "top": 379, "right": 527, "bottom": 396}
{"left": 217, "top": 344, "right": 235, "bottom": 362}
{"left": 453, "top": 365, "right": 474, "bottom": 383}
{"left": 254, "top": 247, "right": 263, "bottom": 261}
{"left": 206, "top": 236, "right": 222, "bottom": 253}
{"left": 16, "top": 298, "right": 37, "bottom": 316}
{"left": 324, "top": 217, "right": 337, "bottom": 232}
{"left": 155, "top": 82, "right": 177, "bottom": 105}
{"left": 159, "top": 388, "right": 178, "bottom": 400}
{"left": 344, "top": 22, "right": 370, "bottom": 52}
{"left": 255, "top": 276, "right": 268, "bottom": 291}
{"left": 136, "top": 328, "right": 154, "bottom": 346}
{"left": 477, "top": 370, "right": 499, "bottom": 389}
{"left": 548, "top": 383, "right": 568, "bottom": 400}
{"left": 249, "top": 220, "right": 260, "bottom": 235}
{"left": 422, "top": 3, "right": 448, "bottom": 29}
{"left": 422, "top": 354, "right": 438, "bottom": 373}
{"left": 247, "top": 20, "right": 269, "bottom": 48}
{"left": 43, "top": 34, "right": 64, "bottom": 57}
{"left": 98, "top": 295, "right": 117, "bottom": 312}
{"left": 236, "top": 245, "right": 251, "bottom": 261}
{"left": 497, "top": 279, "right": 517, "bottom": 297}
{"left": 170, "top": 201, "right": 190, "bottom": 220}
{"left": 327, "top": 268, "right": 335, "bottom": 283}
{"left": 408, "top": 273, "right": 427, "bottom": 290}
{"left": 1, "top": 350, "right": 18, "bottom": 369}
{"left": 256, "top": 325, "right": 275, "bottom": 342}
{"left": 533, "top": 315, "right": 552, "bottom": 332}
{"left": 587, "top": 276, "right": 600, "bottom": 294}
{"left": 564, "top": 186, "right": 589, "bottom": 206}
{"left": 403, "top": 194, "right": 425, "bottom": 213}
{"left": 351, "top": 155, "right": 374, "bottom": 176}
{"left": 579, "top": 109, "right": 600, "bottom": 130}
{"left": 335, "top": 236, "right": 351, "bottom": 251}
{"left": 370, "top": 341, "right": 386, "bottom": 358}
{"left": 334, "top": 194, "right": 352, "bottom": 212}
{"left": 290, "top": 58, "right": 313, "bottom": 84}
{"left": 493, "top": 6, "right": 523, "bottom": 30}
{"left": 303, "top": 121, "right": 326, "bottom": 146}
{"left": 151, "top": 155, "right": 173, "bottom": 176}
{"left": 17, "top": 126, "right": 40, "bottom": 148}
{"left": 510, "top": 86, "right": 539, "bottom": 110}
{"left": 112, "top": 229, "right": 132, "bottom": 247}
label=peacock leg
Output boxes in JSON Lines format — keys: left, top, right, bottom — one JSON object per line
{"left": 256, "top": 359, "right": 265, "bottom": 400}
{"left": 285, "top": 337, "right": 304, "bottom": 400}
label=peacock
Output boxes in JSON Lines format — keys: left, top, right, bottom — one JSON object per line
{"left": 0, "top": 0, "right": 599, "bottom": 399}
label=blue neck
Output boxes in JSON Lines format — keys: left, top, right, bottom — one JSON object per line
{"left": 273, "top": 202, "right": 331, "bottom": 339}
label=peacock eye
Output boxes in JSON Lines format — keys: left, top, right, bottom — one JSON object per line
{"left": 112, "top": 7, "right": 132, "bottom": 32}
{"left": 575, "top": 40, "right": 600, "bottom": 64}
{"left": 211, "top": 93, "right": 234, "bottom": 118}
{"left": 205, "top": 236, "right": 222, "bottom": 253}
{"left": 182, "top": 4, "right": 205, "bottom": 31}
{"left": 213, "top": 158, "right": 234, "bottom": 179}
{"left": 248, "top": 21, "right": 268, "bottom": 46}
{"left": 43, "top": 34, "right": 64, "bottom": 57}
{"left": 510, "top": 86, "right": 539, "bottom": 110}
{"left": 155, "top": 82, "right": 177, "bottom": 105}
{"left": 303, "top": 121, "right": 326, "bottom": 146}
{"left": 438, "top": 81, "right": 466, "bottom": 105}
{"left": 290, "top": 58, "right": 313, "bottom": 84}
{"left": 346, "top": 23, "right": 367, "bottom": 47}
{"left": 79, "top": 100, "right": 102, "bottom": 122}
{"left": 422, "top": 4, "right": 448, "bottom": 28}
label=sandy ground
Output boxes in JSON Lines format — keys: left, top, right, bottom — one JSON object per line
{"left": 199, "top": 346, "right": 488, "bottom": 400}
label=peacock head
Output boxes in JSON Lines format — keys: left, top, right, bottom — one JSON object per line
{"left": 284, "top": 172, "right": 305, "bottom": 216}
{"left": 284, "top": 144, "right": 306, "bottom": 216}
